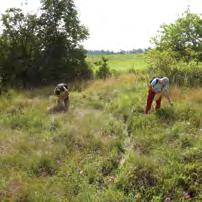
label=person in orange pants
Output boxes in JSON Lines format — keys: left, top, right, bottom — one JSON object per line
{"left": 145, "top": 77, "right": 173, "bottom": 114}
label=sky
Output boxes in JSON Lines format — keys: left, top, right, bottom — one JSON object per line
{"left": 0, "top": 0, "right": 201, "bottom": 51}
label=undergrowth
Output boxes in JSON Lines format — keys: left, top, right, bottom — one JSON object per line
{"left": 0, "top": 73, "right": 201, "bottom": 201}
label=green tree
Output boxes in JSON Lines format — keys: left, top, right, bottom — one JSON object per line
{"left": 151, "top": 10, "right": 202, "bottom": 62}
{"left": 39, "top": 0, "right": 91, "bottom": 83}
{"left": 0, "top": 8, "right": 42, "bottom": 87}
{"left": 0, "top": 0, "right": 91, "bottom": 88}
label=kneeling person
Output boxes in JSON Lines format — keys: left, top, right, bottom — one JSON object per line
{"left": 54, "top": 83, "right": 69, "bottom": 111}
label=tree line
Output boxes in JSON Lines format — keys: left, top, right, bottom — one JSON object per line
{"left": 87, "top": 48, "right": 147, "bottom": 55}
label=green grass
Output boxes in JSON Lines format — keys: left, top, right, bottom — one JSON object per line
{"left": 0, "top": 74, "right": 201, "bottom": 201}
{"left": 86, "top": 53, "right": 148, "bottom": 71}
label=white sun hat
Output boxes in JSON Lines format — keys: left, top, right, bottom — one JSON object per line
{"left": 160, "top": 77, "right": 169, "bottom": 85}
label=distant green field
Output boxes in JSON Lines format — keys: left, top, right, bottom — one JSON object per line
{"left": 86, "top": 53, "right": 148, "bottom": 71}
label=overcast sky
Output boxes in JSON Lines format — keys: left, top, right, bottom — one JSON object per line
{"left": 0, "top": 0, "right": 201, "bottom": 51}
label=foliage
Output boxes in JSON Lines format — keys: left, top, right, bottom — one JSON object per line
{"left": 147, "top": 10, "right": 202, "bottom": 87}
{"left": 0, "top": 0, "right": 92, "bottom": 88}
{"left": 0, "top": 8, "right": 42, "bottom": 87}
{"left": 147, "top": 49, "right": 202, "bottom": 87}
{"left": 95, "top": 57, "right": 112, "bottom": 79}
{"left": 151, "top": 9, "right": 202, "bottom": 62}
{"left": 39, "top": 0, "right": 91, "bottom": 83}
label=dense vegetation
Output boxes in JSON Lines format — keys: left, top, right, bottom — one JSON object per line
{"left": 147, "top": 10, "right": 202, "bottom": 87}
{"left": 0, "top": 0, "right": 91, "bottom": 89}
{"left": 150, "top": 10, "right": 202, "bottom": 63}
{"left": 0, "top": 73, "right": 201, "bottom": 201}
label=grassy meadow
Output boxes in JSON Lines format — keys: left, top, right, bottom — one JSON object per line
{"left": 86, "top": 53, "right": 148, "bottom": 72}
{"left": 0, "top": 71, "right": 201, "bottom": 201}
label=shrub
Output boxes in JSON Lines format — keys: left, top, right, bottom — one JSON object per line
{"left": 166, "top": 63, "right": 202, "bottom": 87}
{"left": 147, "top": 49, "right": 202, "bottom": 87}
{"left": 95, "top": 57, "right": 111, "bottom": 79}
{"left": 73, "top": 62, "right": 94, "bottom": 81}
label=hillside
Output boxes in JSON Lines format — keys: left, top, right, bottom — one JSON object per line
{"left": 0, "top": 73, "right": 201, "bottom": 201}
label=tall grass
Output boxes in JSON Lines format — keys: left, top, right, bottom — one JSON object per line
{"left": 0, "top": 73, "right": 201, "bottom": 201}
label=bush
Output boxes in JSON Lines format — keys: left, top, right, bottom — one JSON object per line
{"left": 95, "top": 57, "right": 111, "bottom": 79}
{"left": 147, "top": 49, "right": 202, "bottom": 87}
{"left": 72, "top": 62, "right": 94, "bottom": 81}
{"left": 157, "top": 61, "right": 202, "bottom": 87}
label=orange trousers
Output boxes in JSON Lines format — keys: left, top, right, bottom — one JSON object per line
{"left": 145, "top": 89, "right": 162, "bottom": 114}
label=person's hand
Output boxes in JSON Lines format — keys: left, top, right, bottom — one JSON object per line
{"left": 63, "top": 86, "right": 67, "bottom": 91}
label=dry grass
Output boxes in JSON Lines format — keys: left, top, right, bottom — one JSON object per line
{"left": 85, "top": 73, "right": 146, "bottom": 93}
{"left": 170, "top": 86, "right": 202, "bottom": 103}
{"left": 0, "top": 73, "right": 201, "bottom": 201}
